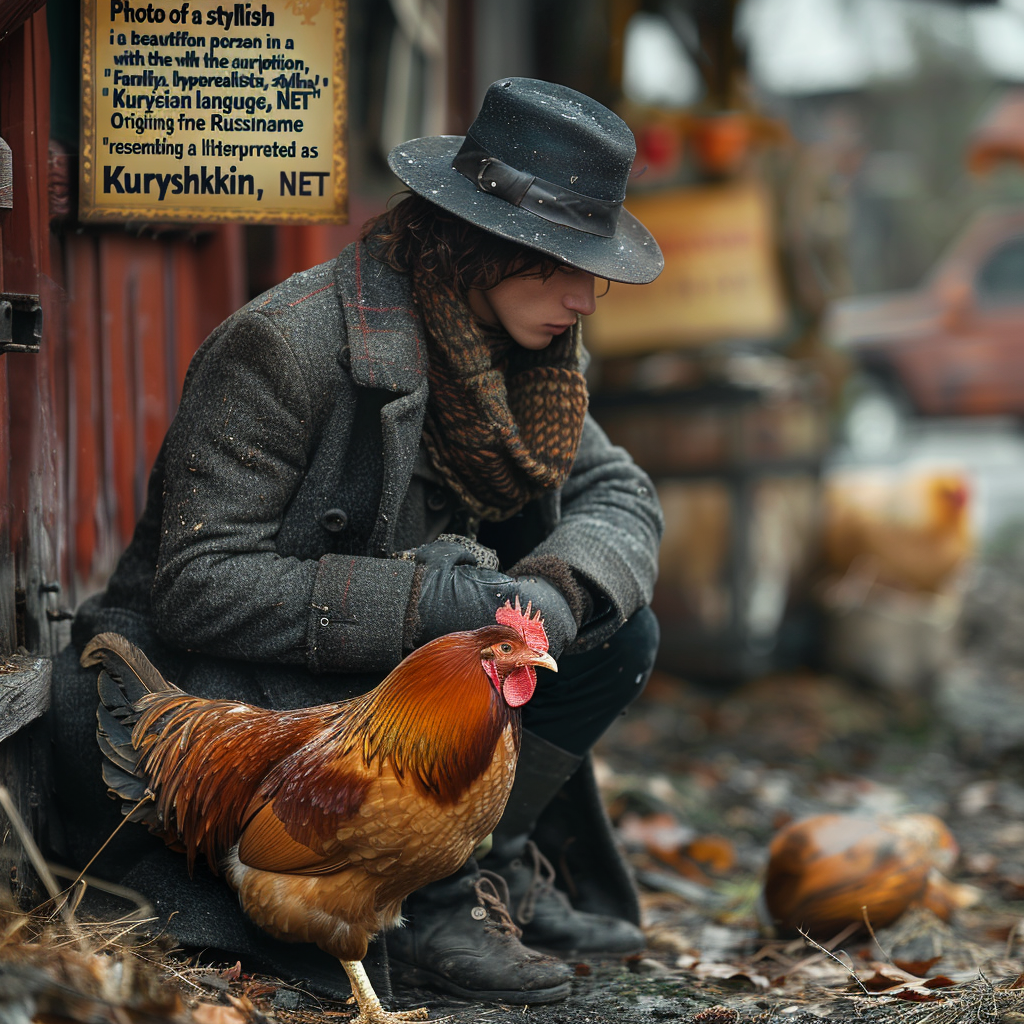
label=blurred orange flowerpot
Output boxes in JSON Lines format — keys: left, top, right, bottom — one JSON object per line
{"left": 690, "top": 112, "right": 751, "bottom": 176}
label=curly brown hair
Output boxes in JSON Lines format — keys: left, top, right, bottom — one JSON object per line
{"left": 361, "top": 192, "right": 561, "bottom": 293}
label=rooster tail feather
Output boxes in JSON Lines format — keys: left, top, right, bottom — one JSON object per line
{"left": 87, "top": 633, "right": 174, "bottom": 829}
{"left": 99, "top": 762, "right": 154, "bottom": 821}
{"left": 96, "top": 671, "right": 140, "bottom": 767}
{"left": 96, "top": 670, "right": 135, "bottom": 723}
{"left": 95, "top": 673, "right": 162, "bottom": 830}
{"left": 96, "top": 702, "right": 137, "bottom": 772}
{"left": 82, "top": 632, "right": 178, "bottom": 703}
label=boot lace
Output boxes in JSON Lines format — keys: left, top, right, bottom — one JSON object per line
{"left": 512, "top": 840, "right": 563, "bottom": 925}
{"left": 474, "top": 870, "right": 523, "bottom": 938}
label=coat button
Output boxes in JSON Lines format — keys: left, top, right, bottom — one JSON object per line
{"left": 426, "top": 488, "right": 448, "bottom": 512}
{"left": 321, "top": 508, "right": 348, "bottom": 532}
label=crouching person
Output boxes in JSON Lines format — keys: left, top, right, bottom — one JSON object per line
{"left": 49, "top": 77, "right": 664, "bottom": 1006}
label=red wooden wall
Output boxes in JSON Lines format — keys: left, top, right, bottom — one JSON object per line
{"left": 0, "top": 9, "right": 248, "bottom": 655}
{"left": 61, "top": 228, "right": 245, "bottom": 600}
{"left": 270, "top": 196, "right": 383, "bottom": 285}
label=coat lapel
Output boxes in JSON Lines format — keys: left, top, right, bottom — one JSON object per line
{"left": 334, "top": 240, "right": 427, "bottom": 394}
{"left": 335, "top": 242, "right": 429, "bottom": 555}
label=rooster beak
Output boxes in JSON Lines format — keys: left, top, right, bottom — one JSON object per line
{"left": 528, "top": 651, "right": 558, "bottom": 673}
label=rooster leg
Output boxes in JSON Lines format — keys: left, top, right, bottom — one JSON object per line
{"left": 339, "top": 960, "right": 430, "bottom": 1024}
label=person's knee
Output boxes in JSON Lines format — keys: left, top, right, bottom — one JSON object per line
{"left": 607, "top": 604, "right": 659, "bottom": 675}
{"left": 591, "top": 604, "right": 660, "bottom": 707}
{"left": 521, "top": 606, "right": 659, "bottom": 754}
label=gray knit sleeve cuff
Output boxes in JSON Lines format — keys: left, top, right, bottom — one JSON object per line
{"left": 308, "top": 554, "right": 417, "bottom": 673}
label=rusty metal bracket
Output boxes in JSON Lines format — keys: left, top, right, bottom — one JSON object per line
{"left": 0, "top": 293, "right": 42, "bottom": 353}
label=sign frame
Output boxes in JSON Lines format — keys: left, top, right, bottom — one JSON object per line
{"left": 80, "top": 0, "right": 348, "bottom": 224}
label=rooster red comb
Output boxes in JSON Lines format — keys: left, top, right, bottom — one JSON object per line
{"left": 495, "top": 597, "right": 549, "bottom": 653}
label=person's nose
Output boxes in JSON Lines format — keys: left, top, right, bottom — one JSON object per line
{"left": 563, "top": 271, "right": 597, "bottom": 316}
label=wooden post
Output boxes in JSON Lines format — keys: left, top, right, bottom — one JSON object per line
{"left": 0, "top": 8, "right": 60, "bottom": 908}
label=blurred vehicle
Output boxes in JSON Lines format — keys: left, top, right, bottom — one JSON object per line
{"left": 828, "top": 207, "right": 1024, "bottom": 455}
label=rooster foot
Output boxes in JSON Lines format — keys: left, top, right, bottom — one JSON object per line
{"left": 349, "top": 1009, "right": 431, "bottom": 1024}
{"left": 341, "top": 960, "right": 434, "bottom": 1024}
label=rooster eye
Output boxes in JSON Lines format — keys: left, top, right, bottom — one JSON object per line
{"left": 498, "top": 643, "right": 514, "bottom": 654}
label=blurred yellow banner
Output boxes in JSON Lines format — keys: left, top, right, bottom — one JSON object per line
{"left": 587, "top": 182, "right": 786, "bottom": 355}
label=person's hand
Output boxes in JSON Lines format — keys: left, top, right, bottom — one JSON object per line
{"left": 407, "top": 539, "right": 577, "bottom": 658}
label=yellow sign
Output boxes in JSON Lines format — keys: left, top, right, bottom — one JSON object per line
{"left": 80, "top": 0, "right": 347, "bottom": 223}
{"left": 586, "top": 183, "right": 786, "bottom": 355}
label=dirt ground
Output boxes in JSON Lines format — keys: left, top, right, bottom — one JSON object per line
{"left": 8, "top": 556, "right": 1024, "bottom": 1024}
{"left": 377, "top": 645, "right": 1024, "bottom": 1022}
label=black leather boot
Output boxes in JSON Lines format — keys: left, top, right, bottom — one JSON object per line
{"left": 482, "top": 731, "right": 646, "bottom": 956}
{"left": 386, "top": 861, "right": 573, "bottom": 1004}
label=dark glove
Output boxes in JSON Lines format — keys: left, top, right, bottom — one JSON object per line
{"left": 406, "top": 539, "right": 577, "bottom": 658}
{"left": 505, "top": 574, "right": 578, "bottom": 659}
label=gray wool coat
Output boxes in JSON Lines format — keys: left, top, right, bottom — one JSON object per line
{"left": 77, "top": 238, "right": 663, "bottom": 683}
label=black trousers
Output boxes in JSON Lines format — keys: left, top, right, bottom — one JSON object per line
{"left": 523, "top": 604, "right": 659, "bottom": 756}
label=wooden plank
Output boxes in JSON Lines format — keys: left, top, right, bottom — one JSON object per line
{"left": 0, "top": 18, "right": 44, "bottom": 291}
{"left": 0, "top": 11, "right": 57, "bottom": 896}
{"left": 0, "top": 717, "right": 52, "bottom": 907}
{"left": 271, "top": 197, "right": 384, "bottom": 284}
{"left": 0, "top": 1, "right": 47, "bottom": 43}
{"left": 0, "top": 655, "right": 50, "bottom": 744}
{"left": 29, "top": 10, "right": 48, "bottom": 259}
{"left": 65, "top": 234, "right": 108, "bottom": 595}
{"left": 98, "top": 233, "right": 138, "bottom": 549}
{"left": 1, "top": 18, "right": 37, "bottom": 573}
{"left": 0, "top": 134, "right": 12, "bottom": 652}
{"left": 171, "top": 238, "right": 201, "bottom": 406}
{"left": 195, "top": 225, "right": 246, "bottom": 343}
{"left": 0, "top": 354, "right": 14, "bottom": 653}
{"left": 0, "top": 11, "right": 62, "bottom": 656}
{"left": 39, "top": 270, "right": 69, "bottom": 616}
{"left": 131, "top": 243, "right": 168, "bottom": 512}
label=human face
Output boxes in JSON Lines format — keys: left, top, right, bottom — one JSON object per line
{"left": 468, "top": 266, "right": 597, "bottom": 350}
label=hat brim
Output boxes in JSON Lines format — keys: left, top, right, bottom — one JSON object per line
{"left": 388, "top": 136, "right": 664, "bottom": 286}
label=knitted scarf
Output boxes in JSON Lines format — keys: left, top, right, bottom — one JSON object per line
{"left": 414, "top": 269, "right": 590, "bottom": 522}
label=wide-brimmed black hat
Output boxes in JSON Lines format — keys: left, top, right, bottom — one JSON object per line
{"left": 387, "top": 78, "right": 664, "bottom": 285}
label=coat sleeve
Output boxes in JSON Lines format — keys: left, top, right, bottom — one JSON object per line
{"left": 512, "top": 414, "right": 664, "bottom": 651}
{"left": 149, "top": 309, "right": 415, "bottom": 674}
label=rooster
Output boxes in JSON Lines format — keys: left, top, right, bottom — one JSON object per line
{"left": 84, "top": 600, "right": 555, "bottom": 1024}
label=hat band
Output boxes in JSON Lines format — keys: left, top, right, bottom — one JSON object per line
{"left": 452, "top": 134, "right": 622, "bottom": 238}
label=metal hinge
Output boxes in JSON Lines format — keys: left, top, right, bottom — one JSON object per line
{"left": 0, "top": 294, "right": 42, "bottom": 354}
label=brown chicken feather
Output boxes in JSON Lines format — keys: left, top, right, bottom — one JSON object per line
{"left": 822, "top": 471, "right": 972, "bottom": 593}
{"left": 114, "top": 629, "right": 518, "bottom": 872}
{"left": 84, "top": 614, "right": 555, "bottom": 1023}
